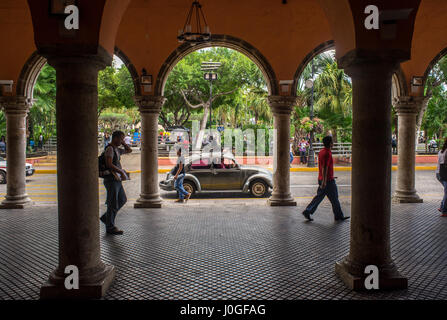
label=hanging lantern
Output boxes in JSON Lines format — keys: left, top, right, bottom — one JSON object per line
{"left": 177, "top": 1, "right": 211, "bottom": 43}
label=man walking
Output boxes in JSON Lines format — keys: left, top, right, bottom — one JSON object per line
{"left": 302, "top": 136, "right": 349, "bottom": 222}
{"left": 100, "top": 130, "right": 132, "bottom": 235}
{"left": 174, "top": 148, "right": 191, "bottom": 203}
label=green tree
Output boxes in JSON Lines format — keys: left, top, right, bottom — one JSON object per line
{"left": 29, "top": 64, "right": 57, "bottom": 141}
{"left": 162, "top": 47, "right": 269, "bottom": 133}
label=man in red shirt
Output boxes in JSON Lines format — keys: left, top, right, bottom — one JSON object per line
{"left": 302, "top": 136, "right": 350, "bottom": 222}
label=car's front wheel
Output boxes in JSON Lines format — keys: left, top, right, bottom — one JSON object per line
{"left": 0, "top": 170, "right": 6, "bottom": 184}
{"left": 183, "top": 180, "right": 196, "bottom": 195}
{"left": 250, "top": 180, "right": 269, "bottom": 198}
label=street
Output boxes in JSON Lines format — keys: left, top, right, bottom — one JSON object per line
{"left": 2, "top": 170, "right": 442, "bottom": 208}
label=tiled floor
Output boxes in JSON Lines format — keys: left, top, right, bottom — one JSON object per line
{"left": 0, "top": 200, "right": 446, "bottom": 300}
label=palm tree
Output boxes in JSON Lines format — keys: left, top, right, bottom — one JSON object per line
{"left": 31, "top": 64, "right": 57, "bottom": 140}
{"left": 246, "top": 88, "right": 271, "bottom": 124}
{"left": 313, "top": 61, "right": 352, "bottom": 142}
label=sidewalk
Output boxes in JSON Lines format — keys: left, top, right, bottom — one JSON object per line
{"left": 1, "top": 200, "right": 445, "bottom": 300}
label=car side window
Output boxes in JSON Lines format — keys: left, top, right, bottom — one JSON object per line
{"left": 223, "top": 158, "right": 237, "bottom": 169}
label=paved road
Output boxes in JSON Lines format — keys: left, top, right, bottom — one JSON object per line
{"left": 0, "top": 171, "right": 443, "bottom": 207}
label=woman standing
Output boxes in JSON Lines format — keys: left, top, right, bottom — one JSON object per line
{"left": 299, "top": 138, "right": 309, "bottom": 165}
{"left": 436, "top": 138, "right": 447, "bottom": 217}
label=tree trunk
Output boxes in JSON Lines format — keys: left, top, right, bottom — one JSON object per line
{"left": 332, "top": 127, "right": 338, "bottom": 143}
{"left": 201, "top": 106, "right": 210, "bottom": 131}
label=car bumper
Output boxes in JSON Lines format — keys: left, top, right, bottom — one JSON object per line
{"left": 159, "top": 179, "right": 175, "bottom": 191}
{"left": 26, "top": 168, "right": 35, "bottom": 176}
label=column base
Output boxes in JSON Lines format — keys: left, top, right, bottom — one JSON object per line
{"left": 40, "top": 265, "right": 115, "bottom": 300}
{"left": 392, "top": 191, "right": 423, "bottom": 203}
{"left": 0, "top": 196, "right": 32, "bottom": 209}
{"left": 134, "top": 195, "right": 163, "bottom": 208}
{"left": 268, "top": 194, "right": 297, "bottom": 207}
{"left": 335, "top": 258, "right": 408, "bottom": 291}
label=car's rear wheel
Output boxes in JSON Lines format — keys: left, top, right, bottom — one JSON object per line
{"left": 250, "top": 180, "right": 268, "bottom": 198}
{"left": 183, "top": 180, "right": 196, "bottom": 195}
{"left": 0, "top": 170, "right": 6, "bottom": 184}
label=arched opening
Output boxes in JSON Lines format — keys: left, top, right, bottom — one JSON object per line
{"left": 293, "top": 46, "right": 352, "bottom": 166}
{"left": 418, "top": 51, "right": 447, "bottom": 152}
{"left": 292, "top": 43, "right": 407, "bottom": 163}
{"left": 156, "top": 39, "right": 277, "bottom": 200}
{"left": 10, "top": 48, "right": 140, "bottom": 156}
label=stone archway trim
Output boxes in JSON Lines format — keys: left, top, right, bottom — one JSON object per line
{"left": 154, "top": 34, "right": 279, "bottom": 96}
{"left": 291, "top": 40, "right": 335, "bottom": 96}
{"left": 16, "top": 47, "right": 141, "bottom": 100}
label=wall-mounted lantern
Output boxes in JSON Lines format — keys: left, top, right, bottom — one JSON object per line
{"left": 280, "top": 80, "right": 293, "bottom": 94}
{"left": 411, "top": 76, "right": 424, "bottom": 94}
{"left": 141, "top": 69, "right": 153, "bottom": 93}
{"left": 0, "top": 80, "right": 13, "bottom": 93}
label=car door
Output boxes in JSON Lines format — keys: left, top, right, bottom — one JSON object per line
{"left": 189, "top": 157, "right": 213, "bottom": 190}
{"left": 211, "top": 157, "right": 242, "bottom": 190}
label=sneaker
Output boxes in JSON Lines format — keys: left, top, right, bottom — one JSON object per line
{"left": 335, "top": 216, "right": 350, "bottom": 222}
{"left": 302, "top": 211, "right": 313, "bottom": 221}
{"left": 185, "top": 193, "right": 191, "bottom": 202}
{"left": 175, "top": 199, "right": 185, "bottom": 203}
{"left": 106, "top": 227, "right": 123, "bottom": 235}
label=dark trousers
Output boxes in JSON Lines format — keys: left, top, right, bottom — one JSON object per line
{"left": 304, "top": 179, "right": 344, "bottom": 219}
{"left": 300, "top": 151, "right": 307, "bottom": 164}
{"left": 103, "top": 179, "right": 127, "bottom": 230}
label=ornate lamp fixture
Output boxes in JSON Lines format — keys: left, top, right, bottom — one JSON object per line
{"left": 177, "top": 1, "right": 211, "bottom": 43}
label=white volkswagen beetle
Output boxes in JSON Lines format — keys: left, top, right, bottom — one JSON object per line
{"left": 0, "top": 156, "right": 35, "bottom": 184}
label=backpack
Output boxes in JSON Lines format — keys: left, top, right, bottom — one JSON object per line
{"left": 99, "top": 145, "right": 118, "bottom": 178}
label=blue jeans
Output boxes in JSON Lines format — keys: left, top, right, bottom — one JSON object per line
{"left": 304, "top": 179, "right": 344, "bottom": 219}
{"left": 103, "top": 179, "right": 127, "bottom": 230}
{"left": 290, "top": 152, "right": 294, "bottom": 164}
{"left": 436, "top": 173, "right": 447, "bottom": 213}
{"left": 174, "top": 173, "right": 189, "bottom": 200}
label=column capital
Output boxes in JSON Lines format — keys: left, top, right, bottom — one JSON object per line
{"left": 268, "top": 96, "right": 299, "bottom": 115}
{"left": 134, "top": 95, "right": 166, "bottom": 114}
{"left": 338, "top": 49, "right": 405, "bottom": 79}
{"left": 0, "top": 96, "right": 31, "bottom": 115}
{"left": 42, "top": 46, "right": 113, "bottom": 72}
{"left": 393, "top": 96, "right": 428, "bottom": 115}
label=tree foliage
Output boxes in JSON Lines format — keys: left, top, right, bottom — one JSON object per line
{"left": 294, "top": 51, "right": 352, "bottom": 143}
{"left": 162, "top": 47, "right": 269, "bottom": 129}
{"left": 423, "top": 55, "right": 447, "bottom": 141}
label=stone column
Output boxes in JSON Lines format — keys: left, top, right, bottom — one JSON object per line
{"left": 335, "top": 59, "right": 407, "bottom": 290}
{"left": 267, "top": 96, "right": 297, "bottom": 207}
{"left": 40, "top": 50, "right": 115, "bottom": 299}
{"left": 392, "top": 96, "right": 424, "bottom": 203}
{"left": 134, "top": 96, "right": 165, "bottom": 209}
{"left": 0, "top": 96, "right": 32, "bottom": 209}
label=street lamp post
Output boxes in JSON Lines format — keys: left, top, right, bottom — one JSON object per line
{"left": 202, "top": 61, "right": 221, "bottom": 140}
{"left": 203, "top": 71, "right": 218, "bottom": 137}
{"left": 306, "top": 61, "right": 316, "bottom": 167}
